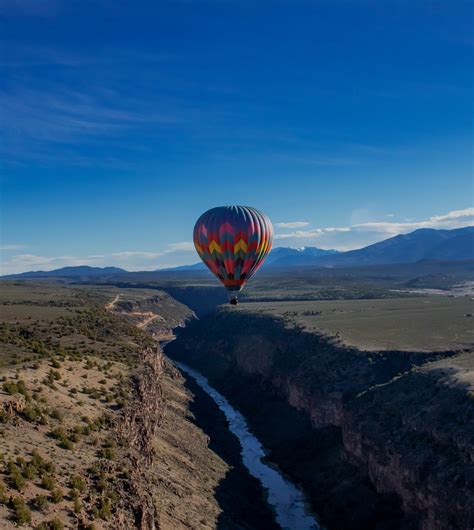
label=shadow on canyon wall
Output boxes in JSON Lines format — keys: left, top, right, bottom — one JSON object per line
{"left": 165, "top": 309, "right": 473, "bottom": 530}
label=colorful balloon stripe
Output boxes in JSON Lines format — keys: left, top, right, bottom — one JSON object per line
{"left": 193, "top": 206, "right": 273, "bottom": 293}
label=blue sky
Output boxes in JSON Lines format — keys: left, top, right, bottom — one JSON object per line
{"left": 1, "top": 0, "right": 473, "bottom": 273}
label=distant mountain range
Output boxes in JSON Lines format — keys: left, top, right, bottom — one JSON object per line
{"left": 163, "top": 226, "right": 474, "bottom": 270}
{"left": 163, "top": 246, "right": 341, "bottom": 271}
{"left": 263, "top": 246, "right": 340, "bottom": 267}
{"left": 3, "top": 266, "right": 127, "bottom": 279}
{"left": 314, "top": 226, "right": 474, "bottom": 267}
{"left": 2, "top": 226, "right": 473, "bottom": 279}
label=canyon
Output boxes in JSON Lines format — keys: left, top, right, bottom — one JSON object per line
{"left": 166, "top": 307, "right": 474, "bottom": 530}
{"left": 1, "top": 281, "right": 472, "bottom": 530}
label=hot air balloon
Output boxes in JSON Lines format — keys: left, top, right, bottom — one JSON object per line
{"left": 193, "top": 206, "right": 273, "bottom": 305}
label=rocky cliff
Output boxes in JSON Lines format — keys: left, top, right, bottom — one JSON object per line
{"left": 111, "top": 291, "right": 195, "bottom": 339}
{"left": 166, "top": 308, "right": 474, "bottom": 530}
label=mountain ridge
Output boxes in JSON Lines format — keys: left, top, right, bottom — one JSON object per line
{"left": 2, "top": 226, "right": 473, "bottom": 278}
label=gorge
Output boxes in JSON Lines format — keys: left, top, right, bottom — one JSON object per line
{"left": 165, "top": 307, "right": 474, "bottom": 530}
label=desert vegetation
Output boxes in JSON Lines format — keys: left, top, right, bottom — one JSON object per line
{"left": 0, "top": 282, "right": 162, "bottom": 528}
{"left": 0, "top": 281, "right": 278, "bottom": 529}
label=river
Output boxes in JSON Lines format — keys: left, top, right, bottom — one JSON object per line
{"left": 175, "top": 360, "right": 320, "bottom": 530}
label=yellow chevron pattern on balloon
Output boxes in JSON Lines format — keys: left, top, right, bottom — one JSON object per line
{"left": 234, "top": 239, "right": 248, "bottom": 253}
{"left": 209, "top": 240, "right": 223, "bottom": 255}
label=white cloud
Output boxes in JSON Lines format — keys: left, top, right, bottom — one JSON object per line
{"left": 0, "top": 244, "right": 26, "bottom": 251}
{"left": 275, "top": 227, "right": 351, "bottom": 239}
{"left": 274, "top": 207, "right": 474, "bottom": 249}
{"left": 430, "top": 207, "right": 474, "bottom": 222}
{"left": 166, "top": 241, "right": 195, "bottom": 252}
{"left": 352, "top": 207, "right": 474, "bottom": 234}
{"left": 275, "top": 221, "right": 310, "bottom": 229}
{"left": 111, "top": 251, "right": 163, "bottom": 259}
{"left": 0, "top": 241, "right": 197, "bottom": 275}
{"left": 2, "top": 208, "right": 472, "bottom": 275}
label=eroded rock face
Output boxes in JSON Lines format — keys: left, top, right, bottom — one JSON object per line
{"left": 112, "top": 292, "right": 195, "bottom": 339}
{"left": 166, "top": 309, "right": 474, "bottom": 530}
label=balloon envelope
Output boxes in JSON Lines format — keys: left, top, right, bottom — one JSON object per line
{"left": 193, "top": 206, "right": 273, "bottom": 296}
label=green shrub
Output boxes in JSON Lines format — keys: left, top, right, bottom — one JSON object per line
{"left": 10, "top": 496, "right": 32, "bottom": 525}
{"left": 16, "top": 380, "right": 28, "bottom": 396}
{"left": 33, "top": 494, "right": 48, "bottom": 511}
{"left": 12, "top": 472, "right": 26, "bottom": 491}
{"left": 88, "top": 462, "right": 100, "bottom": 475}
{"left": 22, "top": 404, "right": 44, "bottom": 423}
{"left": 96, "top": 476, "right": 107, "bottom": 493}
{"left": 41, "top": 475, "right": 56, "bottom": 491}
{"left": 73, "top": 497, "right": 82, "bottom": 514}
{"left": 0, "top": 481, "right": 8, "bottom": 504}
{"left": 82, "top": 425, "right": 91, "bottom": 436}
{"left": 51, "top": 426, "right": 67, "bottom": 441}
{"left": 3, "top": 381, "right": 19, "bottom": 395}
{"left": 50, "top": 487, "right": 63, "bottom": 503}
{"left": 23, "top": 461, "right": 38, "bottom": 479}
{"left": 36, "top": 518, "right": 64, "bottom": 530}
{"left": 70, "top": 474, "right": 86, "bottom": 492}
{"left": 49, "top": 408, "right": 64, "bottom": 421}
{"left": 49, "top": 517, "right": 65, "bottom": 530}
{"left": 42, "top": 460, "right": 55, "bottom": 474}
{"left": 98, "top": 497, "right": 112, "bottom": 519}
{"left": 9, "top": 466, "right": 26, "bottom": 491}
{"left": 31, "top": 340, "right": 48, "bottom": 355}
{"left": 59, "top": 439, "right": 74, "bottom": 450}
{"left": 31, "top": 450, "right": 44, "bottom": 468}
{"left": 99, "top": 447, "right": 115, "bottom": 460}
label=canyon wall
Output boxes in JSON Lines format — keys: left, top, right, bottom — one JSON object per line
{"left": 166, "top": 308, "right": 474, "bottom": 530}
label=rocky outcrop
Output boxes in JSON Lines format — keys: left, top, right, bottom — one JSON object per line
{"left": 112, "top": 292, "right": 195, "bottom": 339}
{"left": 118, "top": 347, "right": 165, "bottom": 529}
{"left": 166, "top": 308, "right": 474, "bottom": 530}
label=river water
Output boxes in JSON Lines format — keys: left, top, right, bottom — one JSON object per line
{"left": 175, "top": 361, "right": 320, "bottom": 530}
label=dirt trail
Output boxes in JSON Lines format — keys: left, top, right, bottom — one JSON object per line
{"left": 105, "top": 293, "right": 120, "bottom": 310}
{"left": 137, "top": 315, "right": 159, "bottom": 329}
{"left": 105, "top": 295, "right": 163, "bottom": 329}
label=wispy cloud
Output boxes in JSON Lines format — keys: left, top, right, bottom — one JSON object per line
{"left": 0, "top": 240, "right": 196, "bottom": 275}
{"left": 276, "top": 155, "right": 359, "bottom": 166}
{"left": 0, "top": 42, "right": 190, "bottom": 168}
{"left": 2, "top": 208, "right": 472, "bottom": 274}
{"left": 274, "top": 207, "right": 474, "bottom": 249}
{"left": 0, "top": 244, "right": 26, "bottom": 251}
{"left": 275, "top": 221, "right": 309, "bottom": 229}
{"left": 111, "top": 251, "right": 164, "bottom": 259}
{"left": 0, "top": 42, "right": 171, "bottom": 68}
{"left": 1, "top": 85, "right": 180, "bottom": 144}
{"left": 167, "top": 241, "right": 195, "bottom": 252}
